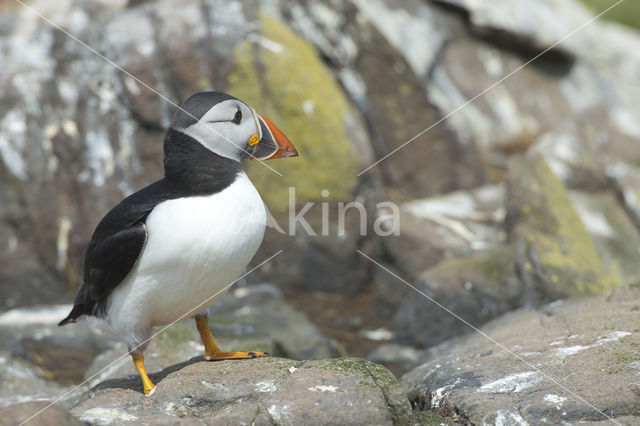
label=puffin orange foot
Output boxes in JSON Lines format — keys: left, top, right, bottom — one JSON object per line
{"left": 203, "top": 351, "right": 269, "bottom": 361}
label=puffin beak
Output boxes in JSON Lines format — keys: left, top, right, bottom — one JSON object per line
{"left": 250, "top": 111, "right": 299, "bottom": 160}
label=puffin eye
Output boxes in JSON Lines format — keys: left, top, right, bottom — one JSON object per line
{"left": 232, "top": 108, "right": 242, "bottom": 124}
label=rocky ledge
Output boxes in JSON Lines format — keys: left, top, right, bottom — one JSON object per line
{"left": 2, "top": 357, "right": 414, "bottom": 425}
{"left": 402, "top": 285, "right": 640, "bottom": 425}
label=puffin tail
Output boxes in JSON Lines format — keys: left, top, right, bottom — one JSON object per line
{"left": 59, "top": 282, "right": 88, "bottom": 326}
{"left": 58, "top": 304, "right": 84, "bottom": 326}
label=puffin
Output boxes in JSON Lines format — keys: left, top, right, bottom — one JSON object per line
{"left": 59, "top": 91, "right": 298, "bottom": 395}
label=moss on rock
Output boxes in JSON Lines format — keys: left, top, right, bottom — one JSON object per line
{"left": 507, "top": 156, "right": 623, "bottom": 301}
{"left": 228, "top": 14, "right": 357, "bottom": 212}
{"left": 427, "top": 252, "right": 513, "bottom": 292}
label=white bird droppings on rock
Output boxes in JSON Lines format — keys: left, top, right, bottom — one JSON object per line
{"left": 79, "top": 407, "right": 138, "bottom": 424}
{"left": 302, "top": 99, "right": 315, "bottom": 115}
{"left": 358, "top": 328, "right": 393, "bottom": 341}
{"left": 308, "top": 385, "right": 338, "bottom": 392}
{"left": 288, "top": 366, "right": 297, "bottom": 374}
{"left": 247, "top": 33, "right": 284, "bottom": 53}
{"left": 478, "top": 372, "right": 542, "bottom": 393}
{"left": 431, "top": 379, "right": 461, "bottom": 408}
{"left": 267, "top": 404, "right": 289, "bottom": 422}
{"left": 494, "top": 410, "right": 529, "bottom": 426}
{"left": 553, "top": 331, "right": 631, "bottom": 359}
{"left": 544, "top": 394, "right": 567, "bottom": 405}
{"left": 255, "top": 380, "right": 278, "bottom": 393}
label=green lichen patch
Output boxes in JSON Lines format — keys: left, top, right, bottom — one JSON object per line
{"left": 228, "top": 14, "right": 357, "bottom": 212}
{"left": 427, "top": 251, "right": 513, "bottom": 292}
{"left": 315, "top": 358, "right": 412, "bottom": 424}
{"left": 318, "top": 358, "right": 401, "bottom": 391}
{"left": 507, "top": 156, "right": 623, "bottom": 301}
{"left": 414, "top": 410, "right": 455, "bottom": 426}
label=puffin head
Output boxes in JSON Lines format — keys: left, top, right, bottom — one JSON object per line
{"left": 169, "top": 91, "right": 298, "bottom": 162}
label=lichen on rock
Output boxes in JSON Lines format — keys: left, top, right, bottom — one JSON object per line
{"left": 228, "top": 14, "right": 358, "bottom": 212}
{"left": 71, "top": 357, "right": 413, "bottom": 425}
{"left": 506, "top": 155, "right": 623, "bottom": 302}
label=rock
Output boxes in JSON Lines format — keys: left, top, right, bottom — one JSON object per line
{"left": 569, "top": 190, "right": 640, "bottom": 283}
{"left": 71, "top": 357, "right": 413, "bottom": 425}
{"left": 283, "top": 0, "right": 486, "bottom": 199}
{"left": 531, "top": 130, "right": 607, "bottom": 190}
{"left": 255, "top": 213, "right": 370, "bottom": 294}
{"left": 424, "top": 0, "right": 640, "bottom": 198}
{"left": 393, "top": 252, "right": 516, "bottom": 349}
{"left": 609, "top": 166, "right": 640, "bottom": 229}
{"left": 434, "top": 0, "right": 589, "bottom": 56}
{"left": 0, "top": 305, "right": 120, "bottom": 386}
{"left": 0, "top": 349, "right": 71, "bottom": 409}
{"left": 402, "top": 284, "right": 640, "bottom": 424}
{"left": 367, "top": 343, "right": 423, "bottom": 372}
{"left": 506, "top": 155, "right": 623, "bottom": 304}
{"left": 0, "top": 401, "right": 82, "bottom": 426}
{"left": 383, "top": 184, "right": 506, "bottom": 280}
{"left": 85, "top": 284, "right": 334, "bottom": 385}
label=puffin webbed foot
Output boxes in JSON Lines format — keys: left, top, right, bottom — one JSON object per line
{"left": 203, "top": 350, "right": 269, "bottom": 361}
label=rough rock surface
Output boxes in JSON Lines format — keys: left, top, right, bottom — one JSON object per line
{"left": 0, "top": 349, "right": 71, "bottom": 409}
{"left": 383, "top": 184, "right": 506, "bottom": 280}
{"left": 0, "top": 304, "right": 120, "bottom": 390}
{"left": 71, "top": 357, "right": 413, "bottom": 425}
{"left": 402, "top": 285, "right": 640, "bottom": 424}
{"left": 506, "top": 155, "right": 623, "bottom": 303}
{"left": 569, "top": 190, "right": 640, "bottom": 283}
{"left": 394, "top": 252, "right": 516, "bottom": 349}
{"left": 0, "top": 401, "right": 82, "bottom": 426}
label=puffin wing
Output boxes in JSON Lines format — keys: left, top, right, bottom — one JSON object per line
{"left": 84, "top": 222, "right": 148, "bottom": 300}
{"left": 59, "top": 180, "right": 172, "bottom": 325}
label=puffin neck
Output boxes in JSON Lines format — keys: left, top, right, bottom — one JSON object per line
{"left": 163, "top": 128, "right": 242, "bottom": 195}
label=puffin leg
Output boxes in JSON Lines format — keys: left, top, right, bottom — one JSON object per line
{"left": 132, "top": 354, "right": 155, "bottom": 395}
{"left": 194, "top": 316, "right": 269, "bottom": 361}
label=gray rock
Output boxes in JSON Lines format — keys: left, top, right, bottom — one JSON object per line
{"left": 506, "top": 155, "right": 623, "bottom": 304}
{"left": 71, "top": 357, "right": 413, "bottom": 425}
{"left": 569, "top": 190, "right": 640, "bottom": 283}
{"left": 434, "top": 0, "right": 590, "bottom": 55}
{"left": 402, "top": 285, "right": 640, "bottom": 424}
{"left": 393, "top": 251, "right": 516, "bottom": 350}
{"left": 0, "top": 349, "right": 71, "bottom": 409}
{"left": 0, "top": 305, "right": 120, "bottom": 386}
{"left": 0, "top": 401, "right": 83, "bottom": 426}
{"left": 281, "top": 0, "right": 486, "bottom": 200}
{"left": 383, "top": 184, "right": 506, "bottom": 281}
{"left": 367, "top": 343, "right": 422, "bottom": 372}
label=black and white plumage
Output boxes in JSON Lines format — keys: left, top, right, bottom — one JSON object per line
{"left": 60, "top": 92, "right": 297, "bottom": 363}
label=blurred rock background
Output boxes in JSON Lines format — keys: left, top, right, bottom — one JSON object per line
{"left": 1, "top": 0, "right": 640, "bottom": 424}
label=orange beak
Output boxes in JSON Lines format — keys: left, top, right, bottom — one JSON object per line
{"left": 250, "top": 112, "right": 299, "bottom": 160}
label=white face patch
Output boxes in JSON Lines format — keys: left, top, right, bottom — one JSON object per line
{"left": 178, "top": 99, "right": 259, "bottom": 162}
